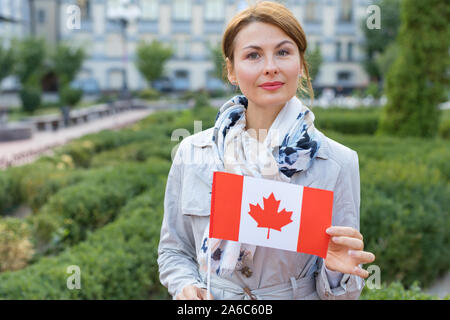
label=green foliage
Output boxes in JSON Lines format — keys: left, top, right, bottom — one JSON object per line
{"left": 313, "top": 107, "right": 380, "bottom": 135}
{"left": 208, "top": 42, "right": 226, "bottom": 82}
{"left": 135, "top": 40, "right": 173, "bottom": 87}
{"left": 18, "top": 85, "right": 42, "bottom": 114}
{"left": 360, "top": 0, "right": 401, "bottom": 81}
{"left": 378, "top": 0, "right": 450, "bottom": 137}
{"left": 11, "top": 162, "right": 85, "bottom": 212}
{"left": 375, "top": 42, "right": 399, "bottom": 82}
{"left": 0, "top": 218, "right": 34, "bottom": 272}
{"left": 32, "top": 162, "right": 169, "bottom": 252}
{"left": 52, "top": 43, "right": 85, "bottom": 86}
{"left": 325, "top": 132, "right": 450, "bottom": 288}
{"left": 360, "top": 281, "right": 446, "bottom": 300}
{"left": 0, "top": 43, "right": 14, "bottom": 84}
{"left": 0, "top": 106, "right": 448, "bottom": 299}
{"left": 12, "top": 37, "right": 46, "bottom": 85}
{"left": 193, "top": 90, "right": 211, "bottom": 111}
{"left": 138, "top": 88, "right": 160, "bottom": 101}
{"left": 59, "top": 84, "right": 83, "bottom": 107}
{"left": 305, "top": 46, "right": 323, "bottom": 84}
{"left": 0, "top": 193, "right": 169, "bottom": 299}
{"left": 360, "top": 161, "right": 449, "bottom": 287}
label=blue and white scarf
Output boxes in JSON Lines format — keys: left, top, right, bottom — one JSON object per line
{"left": 198, "top": 94, "right": 321, "bottom": 280}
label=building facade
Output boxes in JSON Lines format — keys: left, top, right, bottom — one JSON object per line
{"left": 1, "top": 0, "right": 371, "bottom": 93}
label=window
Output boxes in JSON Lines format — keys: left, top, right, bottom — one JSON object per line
{"left": 140, "top": 0, "right": 158, "bottom": 20}
{"left": 305, "top": 0, "right": 318, "bottom": 22}
{"left": 174, "top": 38, "right": 189, "bottom": 58}
{"left": 205, "top": 0, "right": 224, "bottom": 21}
{"left": 337, "top": 71, "right": 351, "bottom": 81}
{"left": 37, "top": 9, "right": 46, "bottom": 24}
{"left": 173, "top": 0, "right": 191, "bottom": 21}
{"left": 347, "top": 42, "right": 353, "bottom": 61}
{"left": 339, "top": 0, "right": 353, "bottom": 22}
{"left": 336, "top": 42, "right": 342, "bottom": 61}
{"left": 76, "top": 0, "right": 91, "bottom": 20}
{"left": 175, "top": 70, "right": 188, "bottom": 79}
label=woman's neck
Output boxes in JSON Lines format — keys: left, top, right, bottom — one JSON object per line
{"left": 245, "top": 100, "right": 286, "bottom": 142}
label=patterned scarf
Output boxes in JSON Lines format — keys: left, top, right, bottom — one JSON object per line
{"left": 197, "top": 94, "right": 321, "bottom": 279}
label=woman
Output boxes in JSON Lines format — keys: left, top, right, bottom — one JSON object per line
{"left": 158, "top": 1, "right": 375, "bottom": 300}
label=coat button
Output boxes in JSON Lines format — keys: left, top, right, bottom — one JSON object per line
{"left": 241, "top": 266, "right": 253, "bottom": 278}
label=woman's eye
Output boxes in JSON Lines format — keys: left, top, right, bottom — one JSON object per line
{"left": 246, "top": 49, "right": 289, "bottom": 59}
{"left": 247, "top": 52, "right": 260, "bottom": 59}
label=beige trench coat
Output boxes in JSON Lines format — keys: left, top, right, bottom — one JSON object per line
{"left": 158, "top": 127, "right": 364, "bottom": 300}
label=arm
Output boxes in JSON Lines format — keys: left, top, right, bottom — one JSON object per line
{"left": 157, "top": 143, "right": 204, "bottom": 299}
{"left": 315, "top": 150, "right": 374, "bottom": 300}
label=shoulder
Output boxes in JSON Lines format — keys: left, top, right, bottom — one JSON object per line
{"left": 178, "top": 127, "right": 215, "bottom": 151}
{"left": 173, "top": 127, "right": 215, "bottom": 167}
{"left": 316, "top": 129, "right": 358, "bottom": 170}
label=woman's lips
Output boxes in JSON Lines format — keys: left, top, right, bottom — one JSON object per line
{"left": 260, "top": 83, "right": 284, "bottom": 91}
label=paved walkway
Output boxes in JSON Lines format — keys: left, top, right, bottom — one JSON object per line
{"left": 0, "top": 108, "right": 155, "bottom": 169}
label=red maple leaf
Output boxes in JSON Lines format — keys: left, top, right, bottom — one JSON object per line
{"left": 247, "top": 192, "right": 293, "bottom": 239}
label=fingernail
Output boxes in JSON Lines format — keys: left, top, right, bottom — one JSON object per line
{"left": 326, "top": 228, "right": 332, "bottom": 234}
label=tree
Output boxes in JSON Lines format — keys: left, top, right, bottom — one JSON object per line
{"left": 0, "top": 43, "right": 14, "bottom": 124}
{"left": 53, "top": 43, "right": 85, "bottom": 87}
{"left": 208, "top": 42, "right": 226, "bottom": 82}
{"left": 360, "top": 0, "right": 401, "bottom": 82}
{"left": 305, "top": 46, "right": 323, "bottom": 84}
{"left": 135, "top": 40, "right": 173, "bottom": 88}
{"left": 0, "top": 43, "right": 14, "bottom": 87}
{"left": 12, "top": 37, "right": 46, "bottom": 114}
{"left": 378, "top": 0, "right": 450, "bottom": 138}
{"left": 52, "top": 43, "right": 85, "bottom": 126}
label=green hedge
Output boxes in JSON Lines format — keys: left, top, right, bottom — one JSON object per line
{"left": 312, "top": 107, "right": 450, "bottom": 139}
{"left": 0, "top": 106, "right": 448, "bottom": 299}
{"left": 0, "top": 171, "right": 21, "bottom": 215}
{"left": 325, "top": 132, "right": 450, "bottom": 288}
{"left": 313, "top": 107, "right": 380, "bottom": 135}
{"left": 360, "top": 281, "right": 448, "bottom": 300}
{"left": 0, "top": 189, "right": 170, "bottom": 299}
{"left": 28, "top": 159, "right": 170, "bottom": 256}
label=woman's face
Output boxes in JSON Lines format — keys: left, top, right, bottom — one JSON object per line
{"left": 227, "top": 22, "right": 302, "bottom": 109}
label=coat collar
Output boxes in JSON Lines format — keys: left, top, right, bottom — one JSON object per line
{"left": 191, "top": 127, "right": 329, "bottom": 160}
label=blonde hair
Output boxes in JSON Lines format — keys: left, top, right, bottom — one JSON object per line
{"left": 221, "top": 1, "right": 314, "bottom": 102}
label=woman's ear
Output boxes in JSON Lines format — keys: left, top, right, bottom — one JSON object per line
{"left": 226, "top": 57, "right": 236, "bottom": 84}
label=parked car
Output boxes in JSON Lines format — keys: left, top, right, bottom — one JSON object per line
{"left": 71, "top": 78, "right": 100, "bottom": 95}
{"left": 152, "top": 77, "right": 174, "bottom": 93}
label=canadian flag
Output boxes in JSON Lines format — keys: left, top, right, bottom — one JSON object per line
{"left": 209, "top": 171, "right": 334, "bottom": 259}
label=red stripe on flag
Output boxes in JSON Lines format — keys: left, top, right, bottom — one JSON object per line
{"left": 209, "top": 172, "right": 244, "bottom": 241}
{"left": 297, "top": 186, "right": 334, "bottom": 259}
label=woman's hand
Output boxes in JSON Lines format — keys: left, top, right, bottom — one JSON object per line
{"left": 176, "top": 285, "right": 214, "bottom": 300}
{"left": 325, "top": 226, "right": 375, "bottom": 278}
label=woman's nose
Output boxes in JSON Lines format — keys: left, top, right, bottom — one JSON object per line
{"left": 263, "top": 56, "right": 279, "bottom": 75}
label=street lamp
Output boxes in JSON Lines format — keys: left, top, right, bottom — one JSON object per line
{"left": 106, "top": 0, "right": 140, "bottom": 99}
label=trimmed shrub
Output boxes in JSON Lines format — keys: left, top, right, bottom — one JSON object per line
{"left": 360, "top": 281, "right": 448, "bottom": 300}
{"left": 313, "top": 107, "right": 380, "bottom": 135}
{"left": 0, "top": 172, "right": 21, "bottom": 215}
{"left": 439, "top": 117, "right": 450, "bottom": 139}
{"left": 0, "top": 190, "right": 169, "bottom": 299}
{"left": 0, "top": 218, "right": 34, "bottom": 272}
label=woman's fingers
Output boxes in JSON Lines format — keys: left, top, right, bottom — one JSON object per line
{"left": 331, "top": 236, "right": 364, "bottom": 250}
{"left": 352, "top": 266, "right": 370, "bottom": 279}
{"left": 348, "top": 250, "right": 376, "bottom": 264}
{"left": 326, "top": 226, "right": 363, "bottom": 240}
{"left": 176, "top": 285, "right": 202, "bottom": 300}
{"left": 198, "top": 288, "right": 214, "bottom": 300}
